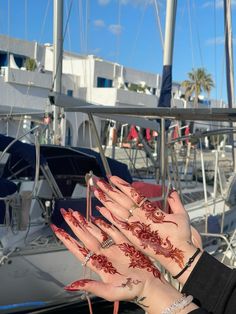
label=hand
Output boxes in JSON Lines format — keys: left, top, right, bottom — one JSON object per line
{"left": 51, "top": 208, "right": 165, "bottom": 312}
{"left": 92, "top": 175, "right": 202, "bottom": 284}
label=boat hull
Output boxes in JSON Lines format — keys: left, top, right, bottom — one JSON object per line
{"left": 0, "top": 247, "right": 98, "bottom": 313}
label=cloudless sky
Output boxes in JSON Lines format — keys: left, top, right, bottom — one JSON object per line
{"left": 0, "top": 0, "right": 235, "bottom": 103}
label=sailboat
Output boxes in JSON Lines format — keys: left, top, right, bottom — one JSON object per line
{"left": 1, "top": 0, "right": 236, "bottom": 312}
{"left": 49, "top": 0, "right": 236, "bottom": 262}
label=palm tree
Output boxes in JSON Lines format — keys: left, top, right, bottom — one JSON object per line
{"left": 181, "top": 68, "right": 214, "bottom": 108}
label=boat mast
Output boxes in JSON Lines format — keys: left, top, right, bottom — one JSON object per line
{"left": 158, "top": 0, "right": 177, "bottom": 185}
{"left": 224, "top": 0, "right": 236, "bottom": 170}
{"left": 52, "top": 0, "right": 64, "bottom": 145}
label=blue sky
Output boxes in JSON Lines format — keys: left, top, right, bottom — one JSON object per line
{"left": 0, "top": 0, "right": 235, "bottom": 103}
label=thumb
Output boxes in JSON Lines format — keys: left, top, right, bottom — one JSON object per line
{"left": 64, "top": 279, "right": 133, "bottom": 302}
{"left": 167, "top": 190, "right": 188, "bottom": 215}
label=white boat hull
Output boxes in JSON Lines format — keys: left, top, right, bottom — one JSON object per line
{"left": 0, "top": 247, "right": 98, "bottom": 313}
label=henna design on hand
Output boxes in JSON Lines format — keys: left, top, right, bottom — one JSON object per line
{"left": 71, "top": 210, "right": 90, "bottom": 227}
{"left": 117, "top": 179, "right": 147, "bottom": 205}
{"left": 90, "top": 254, "right": 120, "bottom": 274}
{"left": 51, "top": 224, "right": 75, "bottom": 244}
{"left": 141, "top": 201, "right": 177, "bottom": 225}
{"left": 118, "top": 243, "right": 161, "bottom": 279}
{"left": 52, "top": 225, "right": 120, "bottom": 274}
{"left": 101, "top": 230, "right": 109, "bottom": 242}
{"left": 94, "top": 188, "right": 114, "bottom": 204}
{"left": 98, "top": 179, "right": 119, "bottom": 194}
{"left": 60, "top": 208, "right": 81, "bottom": 228}
{"left": 92, "top": 217, "right": 112, "bottom": 229}
{"left": 65, "top": 279, "right": 93, "bottom": 291}
{"left": 132, "top": 296, "right": 149, "bottom": 308}
{"left": 111, "top": 214, "right": 184, "bottom": 268}
{"left": 117, "top": 277, "right": 142, "bottom": 290}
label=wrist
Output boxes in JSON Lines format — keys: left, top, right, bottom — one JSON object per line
{"left": 135, "top": 277, "right": 198, "bottom": 314}
{"left": 164, "top": 243, "right": 203, "bottom": 285}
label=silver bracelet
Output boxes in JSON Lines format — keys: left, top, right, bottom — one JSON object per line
{"left": 161, "top": 294, "right": 193, "bottom": 314}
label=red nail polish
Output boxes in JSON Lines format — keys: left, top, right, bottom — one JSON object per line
{"left": 96, "top": 205, "right": 102, "bottom": 212}
{"left": 50, "top": 224, "right": 58, "bottom": 232}
{"left": 60, "top": 208, "right": 67, "bottom": 216}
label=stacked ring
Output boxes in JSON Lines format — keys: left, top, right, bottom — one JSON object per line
{"left": 101, "top": 237, "right": 115, "bottom": 249}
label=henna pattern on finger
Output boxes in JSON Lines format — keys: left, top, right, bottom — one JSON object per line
{"left": 51, "top": 224, "right": 75, "bottom": 244}
{"left": 98, "top": 179, "right": 119, "bottom": 194}
{"left": 118, "top": 277, "right": 142, "bottom": 290}
{"left": 94, "top": 188, "right": 114, "bottom": 204}
{"left": 52, "top": 225, "right": 120, "bottom": 274}
{"left": 60, "top": 208, "right": 81, "bottom": 228}
{"left": 65, "top": 279, "right": 93, "bottom": 291}
{"left": 92, "top": 217, "right": 112, "bottom": 229}
{"left": 90, "top": 217, "right": 112, "bottom": 241}
{"left": 118, "top": 243, "right": 161, "bottom": 279}
{"left": 140, "top": 201, "right": 177, "bottom": 225}
{"left": 117, "top": 179, "right": 147, "bottom": 205}
{"left": 91, "top": 254, "right": 120, "bottom": 274}
{"left": 71, "top": 210, "right": 90, "bottom": 228}
{"left": 74, "top": 244, "right": 120, "bottom": 274}
{"left": 107, "top": 179, "right": 177, "bottom": 225}
{"left": 111, "top": 214, "right": 184, "bottom": 268}
{"left": 100, "top": 229, "right": 109, "bottom": 242}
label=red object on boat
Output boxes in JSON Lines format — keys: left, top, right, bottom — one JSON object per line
{"left": 131, "top": 181, "right": 170, "bottom": 213}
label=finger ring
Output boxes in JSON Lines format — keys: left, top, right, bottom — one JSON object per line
{"left": 127, "top": 210, "right": 133, "bottom": 219}
{"left": 137, "top": 197, "right": 147, "bottom": 207}
{"left": 101, "top": 237, "right": 115, "bottom": 249}
{"left": 129, "top": 203, "right": 138, "bottom": 216}
{"left": 82, "top": 251, "right": 94, "bottom": 267}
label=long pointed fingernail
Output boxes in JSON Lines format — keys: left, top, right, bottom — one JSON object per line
{"left": 64, "top": 279, "right": 93, "bottom": 291}
{"left": 60, "top": 208, "right": 68, "bottom": 216}
{"left": 50, "top": 224, "right": 58, "bottom": 232}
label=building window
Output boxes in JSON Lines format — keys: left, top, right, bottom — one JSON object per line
{"left": 97, "top": 77, "right": 113, "bottom": 88}
{"left": 67, "top": 89, "right": 73, "bottom": 97}
{"left": 14, "top": 55, "right": 26, "bottom": 68}
{"left": 0, "top": 52, "right": 8, "bottom": 67}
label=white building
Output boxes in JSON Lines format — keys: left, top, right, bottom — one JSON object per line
{"left": 0, "top": 35, "right": 184, "bottom": 147}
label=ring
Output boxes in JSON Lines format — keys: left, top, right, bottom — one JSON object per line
{"left": 82, "top": 251, "right": 94, "bottom": 266}
{"left": 101, "top": 237, "right": 115, "bottom": 249}
{"left": 137, "top": 197, "right": 148, "bottom": 207}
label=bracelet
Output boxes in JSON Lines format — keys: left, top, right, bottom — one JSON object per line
{"left": 161, "top": 294, "right": 193, "bottom": 314}
{"left": 172, "top": 248, "right": 201, "bottom": 279}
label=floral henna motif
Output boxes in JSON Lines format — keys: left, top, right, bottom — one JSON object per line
{"left": 90, "top": 254, "right": 120, "bottom": 275}
{"left": 111, "top": 214, "right": 184, "bottom": 268}
{"left": 141, "top": 201, "right": 177, "bottom": 225}
{"left": 118, "top": 243, "right": 161, "bottom": 279}
{"left": 65, "top": 279, "right": 93, "bottom": 291}
{"left": 118, "top": 277, "right": 142, "bottom": 290}
{"left": 75, "top": 244, "right": 120, "bottom": 275}
{"left": 52, "top": 225, "right": 120, "bottom": 274}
